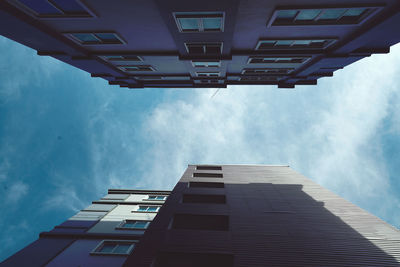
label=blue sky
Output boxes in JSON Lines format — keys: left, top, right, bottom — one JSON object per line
{"left": 1, "top": 35, "right": 400, "bottom": 261}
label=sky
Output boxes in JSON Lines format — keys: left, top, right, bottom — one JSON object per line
{"left": 1, "top": 35, "right": 400, "bottom": 261}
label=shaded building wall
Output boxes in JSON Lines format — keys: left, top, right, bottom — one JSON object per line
{"left": 126, "top": 165, "right": 400, "bottom": 266}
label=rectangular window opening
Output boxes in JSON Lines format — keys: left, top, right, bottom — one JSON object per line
{"left": 185, "top": 43, "right": 222, "bottom": 55}
{"left": 193, "top": 172, "right": 223, "bottom": 178}
{"left": 196, "top": 165, "right": 222, "bottom": 170}
{"left": 92, "top": 240, "right": 136, "bottom": 255}
{"left": 189, "top": 182, "right": 224, "bottom": 188}
{"left": 117, "top": 220, "right": 151, "bottom": 230}
{"left": 174, "top": 12, "right": 224, "bottom": 32}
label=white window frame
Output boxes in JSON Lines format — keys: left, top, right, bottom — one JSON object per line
{"left": 174, "top": 12, "right": 224, "bottom": 33}
{"left": 65, "top": 32, "right": 125, "bottom": 45}
{"left": 116, "top": 220, "right": 151, "bottom": 230}
{"left": 134, "top": 205, "right": 161, "bottom": 213}
{"left": 255, "top": 38, "right": 337, "bottom": 50}
{"left": 91, "top": 240, "right": 137, "bottom": 256}
{"left": 146, "top": 195, "right": 167, "bottom": 201}
{"left": 191, "top": 60, "right": 221, "bottom": 68}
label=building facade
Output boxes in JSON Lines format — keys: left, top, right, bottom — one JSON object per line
{"left": 0, "top": 0, "right": 400, "bottom": 88}
{"left": 2, "top": 165, "right": 400, "bottom": 266}
{"left": 0, "top": 189, "right": 171, "bottom": 267}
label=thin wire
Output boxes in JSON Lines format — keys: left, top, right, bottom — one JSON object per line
{"left": 210, "top": 88, "right": 221, "bottom": 98}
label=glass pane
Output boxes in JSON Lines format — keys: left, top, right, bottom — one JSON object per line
{"left": 122, "top": 222, "right": 135, "bottom": 228}
{"left": 147, "top": 207, "right": 158, "bottom": 212}
{"left": 203, "top": 18, "right": 221, "bottom": 30}
{"left": 205, "top": 45, "right": 221, "bottom": 54}
{"left": 296, "top": 9, "right": 321, "bottom": 20}
{"left": 138, "top": 206, "right": 148, "bottom": 211}
{"left": 134, "top": 222, "right": 148, "bottom": 229}
{"left": 310, "top": 40, "right": 326, "bottom": 47}
{"left": 51, "top": 0, "right": 88, "bottom": 14}
{"left": 114, "top": 244, "right": 132, "bottom": 254}
{"left": 319, "top": 9, "right": 346, "bottom": 20}
{"left": 72, "top": 33, "right": 98, "bottom": 43}
{"left": 148, "top": 196, "right": 156, "bottom": 200}
{"left": 193, "top": 62, "right": 206, "bottom": 67}
{"left": 293, "top": 40, "right": 311, "bottom": 45}
{"left": 19, "top": 0, "right": 61, "bottom": 15}
{"left": 178, "top": 18, "right": 199, "bottom": 31}
{"left": 99, "top": 244, "right": 115, "bottom": 253}
{"left": 106, "top": 55, "right": 124, "bottom": 60}
{"left": 275, "top": 40, "right": 293, "bottom": 46}
{"left": 156, "top": 196, "right": 165, "bottom": 200}
{"left": 95, "top": 33, "right": 119, "bottom": 42}
{"left": 208, "top": 62, "right": 220, "bottom": 67}
{"left": 343, "top": 8, "right": 366, "bottom": 17}
{"left": 276, "top": 10, "right": 297, "bottom": 19}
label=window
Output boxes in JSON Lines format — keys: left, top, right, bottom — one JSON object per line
{"left": 185, "top": 43, "right": 222, "bottom": 55}
{"left": 193, "top": 173, "right": 223, "bottom": 178}
{"left": 248, "top": 57, "right": 309, "bottom": 64}
{"left": 102, "top": 55, "right": 142, "bottom": 62}
{"left": 68, "top": 32, "right": 123, "bottom": 45}
{"left": 135, "top": 205, "right": 160, "bottom": 212}
{"left": 192, "top": 60, "right": 221, "bottom": 68}
{"left": 16, "top": 0, "right": 93, "bottom": 18}
{"left": 117, "top": 220, "right": 150, "bottom": 230}
{"left": 194, "top": 79, "right": 222, "bottom": 85}
{"left": 118, "top": 65, "right": 155, "bottom": 72}
{"left": 270, "top": 7, "right": 375, "bottom": 26}
{"left": 154, "top": 251, "right": 234, "bottom": 267}
{"left": 196, "top": 72, "right": 220, "bottom": 78}
{"left": 242, "top": 68, "right": 294, "bottom": 75}
{"left": 92, "top": 240, "right": 136, "bottom": 255}
{"left": 147, "top": 195, "right": 167, "bottom": 201}
{"left": 240, "top": 76, "right": 280, "bottom": 82}
{"left": 183, "top": 194, "right": 226, "bottom": 204}
{"left": 172, "top": 214, "right": 229, "bottom": 231}
{"left": 256, "top": 39, "right": 335, "bottom": 50}
{"left": 189, "top": 182, "right": 224, "bottom": 188}
{"left": 196, "top": 165, "right": 222, "bottom": 170}
{"left": 174, "top": 12, "right": 224, "bottom": 32}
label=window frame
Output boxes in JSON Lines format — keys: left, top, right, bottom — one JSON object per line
{"left": 91, "top": 240, "right": 137, "bottom": 256}
{"left": 133, "top": 205, "right": 161, "bottom": 213}
{"left": 101, "top": 55, "right": 143, "bottom": 62}
{"left": 268, "top": 6, "right": 382, "bottom": 27}
{"left": 185, "top": 42, "right": 223, "bottom": 55}
{"left": 174, "top": 12, "right": 225, "bottom": 33}
{"left": 65, "top": 32, "right": 125, "bottom": 45}
{"left": 10, "top": 0, "right": 96, "bottom": 19}
{"left": 255, "top": 38, "right": 337, "bottom": 50}
{"left": 146, "top": 195, "right": 168, "bottom": 201}
{"left": 247, "top": 56, "right": 311, "bottom": 64}
{"left": 241, "top": 68, "right": 294, "bottom": 75}
{"left": 196, "top": 72, "right": 220, "bottom": 78}
{"left": 191, "top": 60, "right": 221, "bottom": 68}
{"left": 118, "top": 65, "right": 155, "bottom": 72}
{"left": 116, "top": 220, "right": 151, "bottom": 230}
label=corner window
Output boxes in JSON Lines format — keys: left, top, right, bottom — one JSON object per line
{"left": 135, "top": 205, "right": 160, "bottom": 212}
{"left": 68, "top": 32, "right": 123, "bottom": 45}
{"left": 270, "top": 7, "right": 375, "bottom": 26}
{"left": 118, "top": 65, "right": 155, "bottom": 72}
{"left": 192, "top": 60, "right": 221, "bottom": 68}
{"left": 147, "top": 195, "right": 167, "bottom": 201}
{"left": 242, "top": 68, "right": 294, "bottom": 75}
{"left": 92, "top": 240, "right": 136, "bottom": 255}
{"left": 248, "top": 57, "right": 310, "bottom": 64}
{"left": 185, "top": 43, "right": 222, "bottom": 55}
{"left": 117, "top": 220, "right": 150, "bottom": 230}
{"left": 16, "top": 0, "right": 93, "bottom": 18}
{"left": 256, "top": 39, "right": 335, "bottom": 50}
{"left": 174, "top": 12, "right": 224, "bottom": 32}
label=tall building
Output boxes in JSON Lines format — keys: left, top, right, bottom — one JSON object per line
{"left": 0, "top": 1, "right": 400, "bottom": 88}
{"left": 2, "top": 165, "right": 400, "bottom": 266}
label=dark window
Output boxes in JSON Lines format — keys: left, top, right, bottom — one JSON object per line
{"left": 271, "top": 7, "right": 373, "bottom": 26}
{"left": 154, "top": 252, "right": 233, "bottom": 267}
{"left": 196, "top": 166, "right": 222, "bottom": 170}
{"left": 193, "top": 173, "right": 223, "bottom": 178}
{"left": 69, "top": 32, "right": 123, "bottom": 45}
{"left": 256, "top": 39, "right": 334, "bottom": 50}
{"left": 92, "top": 240, "right": 136, "bottom": 255}
{"left": 172, "top": 214, "right": 229, "bottom": 231}
{"left": 242, "top": 68, "right": 293, "bottom": 75}
{"left": 185, "top": 43, "right": 222, "bottom": 55}
{"left": 189, "top": 182, "right": 224, "bottom": 188}
{"left": 18, "top": 0, "right": 91, "bottom": 17}
{"left": 117, "top": 220, "right": 150, "bottom": 229}
{"left": 119, "top": 65, "right": 155, "bottom": 72}
{"left": 183, "top": 194, "right": 226, "bottom": 204}
{"left": 174, "top": 12, "right": 224, "bottom": 32}
{"left": 248, "top": 57, "right": 309, "bottom": 64}
{"left": 196, "top": 72, "right": 220, "bottom": 78}
{"left": 103, "top": 55, "right": 142, "bottom": 61}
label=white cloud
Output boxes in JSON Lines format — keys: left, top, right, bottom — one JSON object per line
{"left": 138, "top": 44, "right": 400, "bottom": 227}
{"left": 5, "top": 181, "right": 29, "bottom": 203}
